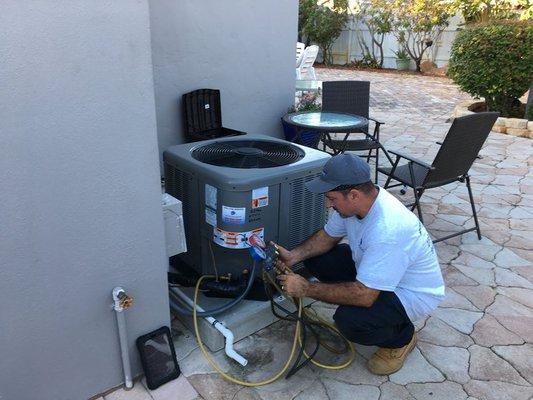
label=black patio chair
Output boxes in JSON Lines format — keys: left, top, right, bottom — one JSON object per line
{"left": 182, "top": 89, "right": 246, "bottom": 142}
{"left": 377, "top": 112, "right": 499, "bottom": 243}
{"left": 321, "top": 80, "right": 393, "bottom": 183}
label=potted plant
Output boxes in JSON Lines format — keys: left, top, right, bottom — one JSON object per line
{"left": 394, "top": 48, "right": 411, "bottom": 71}
{"left": 282, "top": 91, "right": 322, "bottom": 146}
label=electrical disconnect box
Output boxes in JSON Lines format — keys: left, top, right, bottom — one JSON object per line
{"left": 162, "top": 193, "right": 187, "bottom": 257}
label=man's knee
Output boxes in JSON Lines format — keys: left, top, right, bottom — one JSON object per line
{"left": 333, "top": 306, "right": 378, "bottom": 345}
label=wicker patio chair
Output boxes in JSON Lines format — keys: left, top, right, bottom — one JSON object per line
{"left": 321, "top": 80, "right": 393, "bottom": 183}
{"left": 182, "top": 89, "right": 246, "bottom": 143}
{"left": 377, "top": 112, "right": 499, "bottom": 243}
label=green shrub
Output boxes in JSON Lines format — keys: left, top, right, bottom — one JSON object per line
{"left": 448, "top": 21, "right": 533, "bottom": 118}
{"left": 298, "top": 0, "right": 349, "bottom": 65}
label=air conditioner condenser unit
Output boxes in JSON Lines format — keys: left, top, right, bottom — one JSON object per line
{"left": 163, "top": 134, "right": 330, "bottom": 279}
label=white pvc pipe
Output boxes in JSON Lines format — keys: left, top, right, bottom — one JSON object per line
{"left": 112, "top": 287, "right": 134, "bottom": 390}
{"left": 171, "top": 287, "right": 248, "bottom": 366}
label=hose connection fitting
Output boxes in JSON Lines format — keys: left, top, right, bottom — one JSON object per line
{"left": 113, "top": 287, "right": 134, "bottom": 312}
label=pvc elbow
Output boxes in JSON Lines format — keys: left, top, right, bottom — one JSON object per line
{"left": 214, "top": 322, "right": 248, "bottom": 366}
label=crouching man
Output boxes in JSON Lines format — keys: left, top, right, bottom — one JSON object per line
{"left": 274, "top": 153, "right": 444, "bottom": 375}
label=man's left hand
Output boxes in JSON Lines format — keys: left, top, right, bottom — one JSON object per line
{"left": 278, "top": 272, "right": 310, "bottom": 298}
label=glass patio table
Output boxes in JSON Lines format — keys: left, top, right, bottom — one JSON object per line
{"left": 282, "top": 111, "right": 369, "bottom": 154}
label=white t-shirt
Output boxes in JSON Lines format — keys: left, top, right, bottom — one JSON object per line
{"left": 324, "top": 188, "right": 445, "bottom": 321}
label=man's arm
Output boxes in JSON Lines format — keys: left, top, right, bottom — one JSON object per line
{"left": 278, "top": 273, "right": 380, "bottom": 308}
{"left": 307, "top": 280, "right": 380, "bottom": 307}
{"left": 273, "top": 229, "right": 342, "bottom": 267}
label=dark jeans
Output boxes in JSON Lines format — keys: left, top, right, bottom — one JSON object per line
{"left": 304, "top": 244, "right": 414, "bottom": 348}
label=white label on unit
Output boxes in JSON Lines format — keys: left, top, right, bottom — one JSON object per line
{"left": 222, "top": 206, "right": 246, "bottom": 225}
{"left": 205, "top": 207, "right": 217, "bottom": 227}
{"left": 251, "top": 186, "right": 269, "bottom": 209}
{"left": 204, "top": 104, "right": 210, "bottom": 109}
{"left": 213, "top": 227, "right": 264, "bottom": 249}
{"left": 205, "top": 184, "right": 217, "bottom": 209}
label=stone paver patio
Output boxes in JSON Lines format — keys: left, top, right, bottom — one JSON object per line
{"left": 104, "top": 67, "right": 532, "bottom": 400}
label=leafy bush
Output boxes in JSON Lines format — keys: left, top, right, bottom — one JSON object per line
{"left": 354, "top": 0, "right": 393, "bottom": 68}
{"left": 381, "top": 0, "right": 457, "bottom": 71}
{"left": 288, "top": 91, "right": 321, "bottom": 113}
{"left": 393, "top": 48, "right": 410, "bottom": 60}
{"left": 458, "top": 0, "right": 533, "bottom": 23}
{"left": 299, "top": 0, "right": 350, "bottom": 65}
{"left": 448, "top": 21, "right": 533, "bottom": 118}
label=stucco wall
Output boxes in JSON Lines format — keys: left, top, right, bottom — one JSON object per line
{"left": 149, "top": 0, "right": 299, "bottom": 164}
{"left": 0, "top": 1, "right": 169, "bottom": 399}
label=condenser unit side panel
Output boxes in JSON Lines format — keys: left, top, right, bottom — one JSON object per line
{"left": 279, "top": 171, "right": 325, "bottom": 253}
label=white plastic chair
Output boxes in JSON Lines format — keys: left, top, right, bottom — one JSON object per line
{"left": 296, "top": 42, "right": 305, "bottom": 67}
{"left": 296, "top": 45, "right": 319, "bottom": 80}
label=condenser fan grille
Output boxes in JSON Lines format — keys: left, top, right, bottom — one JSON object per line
{"left": 191, "top": 140, "right": 304, "bottom": 168}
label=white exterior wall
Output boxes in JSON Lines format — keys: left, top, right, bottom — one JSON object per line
{"left": 149, "top": 0, "right": 299, "bottom": 166}
{"left": 0, "top": 2, "right": 170, "bottom": 399}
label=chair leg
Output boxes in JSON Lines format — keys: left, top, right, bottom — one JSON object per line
{"left": 465, "top": 175, "right": 482, "bottom": 240}
{"left": 407, "top": 162, "right": 424, "bottom": 223}
{"left": 383, "top": 156, "right": 400, "bottom": 189}
{"left": 366, "top": 149, "right": 372, "bottom": 163}
{"left": 412, "top": 188, "right": 424, "bottom": 223}
{"left": 374, "top": 148, "right": 379, "bottom": 184}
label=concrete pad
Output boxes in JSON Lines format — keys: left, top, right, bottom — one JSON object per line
{"left": 172, "top": 287, "right": 312, "bottom": 351}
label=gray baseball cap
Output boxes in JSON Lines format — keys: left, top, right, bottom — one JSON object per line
{"left": 305, "top": 153, "right": 371, "bottom": 193}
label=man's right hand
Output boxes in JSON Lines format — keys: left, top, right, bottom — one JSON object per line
{"left": 270, "top": 241, "right": 298, "bottom": 268}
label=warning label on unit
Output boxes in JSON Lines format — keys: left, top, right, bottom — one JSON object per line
{"left": 213, "top": 227, "right": 264, "bottom": 249}
{"left": 222, "top": 206, "right": 246, "bottom": 225}
{"left": 252, "top": 186, "right": 269, "bottom": 209}
{"left": 205, "top": 184, "right": 217, "bottom": 209}
{"left": 205, "top": 207, "right": 217, "bottom": 227}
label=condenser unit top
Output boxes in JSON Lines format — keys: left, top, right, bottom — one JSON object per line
{"left": 163, "top": 134, "right": 330, "bottom": 190}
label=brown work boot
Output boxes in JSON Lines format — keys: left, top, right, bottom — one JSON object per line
{"left": 367, "top": 333, "right": 417, "bottom": 375}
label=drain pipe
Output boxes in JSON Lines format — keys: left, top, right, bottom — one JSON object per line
{"left": 170, "top": 287, "right": 248, "bottom": 366}
{"left": 112, "top": 287, "right": 134, "bottom": 390}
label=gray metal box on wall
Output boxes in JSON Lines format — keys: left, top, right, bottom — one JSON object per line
{"left": 162, "top": 193, "right": 187, "bottom": 257}
{"left": 163, "top": 134, "right": 330, "bottom": 278}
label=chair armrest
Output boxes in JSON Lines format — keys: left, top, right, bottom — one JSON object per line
{"left": 389, "top": 149, "right": 433, "bottom": 170}
{"left": 368, "top": 117, "right": 384, "bottom": 126}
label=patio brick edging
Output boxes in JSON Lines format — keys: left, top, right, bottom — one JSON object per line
{"left": 452, "top": 100, "right": 533, "bottom": 139}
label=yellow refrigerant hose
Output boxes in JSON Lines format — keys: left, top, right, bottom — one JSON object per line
{"left": 193, "top": 275, "right": 302, "bottom": 387}
{"left": 191, "top": 272, "right": 356, "bottom": 387}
